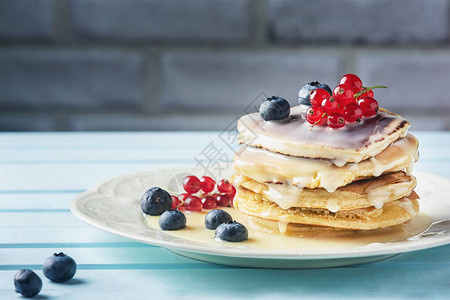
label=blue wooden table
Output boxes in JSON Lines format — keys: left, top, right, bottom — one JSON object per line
{"left": 1, "top": 132, "right": 449, "bottom": 299}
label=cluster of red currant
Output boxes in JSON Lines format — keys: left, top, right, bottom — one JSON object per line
{"left": 306, "top": 74, "right": 385, "bottom": 129}
{"left": 171, "top": 175, "right": 236, "bottom": 212}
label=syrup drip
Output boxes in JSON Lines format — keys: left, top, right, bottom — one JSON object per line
{"left": 143, "top": 208, "right": 431, "bottom": 252}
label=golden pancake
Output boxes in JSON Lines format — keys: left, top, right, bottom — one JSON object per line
{"left": 234, "top": 187, "right": 419, "bottom": 230}
{"left": 247, "top": 216, "right": 356, "bottom": 237}
{"left": 232, "top": 171, "right": 416, "bottom": 211}
{"left": 234, "top": 134, "right": 418, "bottom": 192}
{"left": 237, "top": 107, "right": 409, "bottom": 163}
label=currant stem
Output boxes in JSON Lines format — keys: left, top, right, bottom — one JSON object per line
{"left": 176, "top": 200, "right": 184, "bottom": 209}
{"left": 354, "top": 85, "right": 388, "bottom": 98}
{"left": 310, "top": 112, "right": 327, "bottom": 131}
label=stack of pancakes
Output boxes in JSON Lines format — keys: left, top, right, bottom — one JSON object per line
{"left": 231, "top": 106, "right": 420, "bottom": 236}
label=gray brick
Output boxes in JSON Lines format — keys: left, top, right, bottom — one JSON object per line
{"left": 0, "top": 114, "right": 55, "bottom": 131}
{"left": 0, "top": 49, "right": 145, "bottom": 111}
{"left": 0, "top": 0, "right": 54, "bottom": 40}
{"left": 69, "top": 113, "right": 238, "bottom": 131}
{"left": 160, "top": 51, "right": 342, "bottom": 112}
{"left": 356, "top": 51, "right": 450, "bottom": 112}
{"left": 268, "top": 0, "right": 449, "bottom": 44}
{"left": 71, "top": 0, "right": 251, "bottom": 42}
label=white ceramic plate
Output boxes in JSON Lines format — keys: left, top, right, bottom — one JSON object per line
{"left": 70, "top": 168, "right": 450, "bottom": 269}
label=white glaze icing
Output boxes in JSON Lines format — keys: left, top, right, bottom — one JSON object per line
{"left": 235, "top": 172, "right": 415, "bottom": 211}
{"left": 142, "top": 208, "right": 432, "bottom": 251}
{"left": 398, "top": 197, "right": 417, "bottom": 216}
{"left": 237, "top": 106, "right": 410, "bottom": 163}
{"left": 234, "top": 134, "right": 418, "bottom": 193}
{"left": 326, "top": 199, "right": 341, "bottom": 213}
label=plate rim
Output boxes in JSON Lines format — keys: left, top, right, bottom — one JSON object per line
{"left": 70, "top": 168, "right": 450, "bottom": 260}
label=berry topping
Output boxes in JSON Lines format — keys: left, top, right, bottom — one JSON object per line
{"left": 215, "top": 221, "right": 248, "bottom": 242}
{"left": 199, "top": 176, "right": 215, "bottom": 194}
{"left": 306, "top": 106, "right": 327, "bottom": 126}
{"left": 305, "top": 74, "right": 386, "bottom": 129}
{"left": 43, "top": 252, "right": 77, "bottom": 283}
{"left": 298, "top": 81, "right": 332, "bottom": 105}
{"left": 327, "top": 113, "right": 346, "bottom": 129}
{"left": 259, "top": 96, "right": 290, "bottom": 121}
{"left": 216, "top": 194, "right": 231, "bottom": 207}
{"left": 357, "top": 88, "right": 374, "bottom": 99}
{"left": 217, "top": 179, "right": 233, "bottom": 194}
{"left": 339, "top": 74, "right": 363, "bottom": 90}
{"left": 201, "top": 195, "right": 218, "bottom": 209}
{"left": 226, "top": 185, "right": 236, "bottom": 200}
{"left": 321, "top": 97, "right": 340, "bottom": 114}
{"left": 159, "top": 209, "right": 187, "bottom": 230}
{"left": 205, "top": 209, "right": 233, "bottom": 230}
{"left": 184, "top": 195, "right": 202, "bottom": 212}
{"left": 332, "top": 84, "right": 355, "bottom": 106}
{"left": 309, "top": 88, "right": 331, "bottom": 107}
{"left": 171, "top": 195, "right": 182, "bottom": 209}
{"left": 141, "top": 187, "right": 172, "bottom": 216}
{"left": 343, "top": 103, "right": 363, "bottom": 122}
{"left": 182, "top": 175, "right": 201, "bottom": 194}
{"left": 358, "top": 97, "right": 379, "bottom": 117}
{"left": 14, "top": 269, "right": 42, "bottom": 298}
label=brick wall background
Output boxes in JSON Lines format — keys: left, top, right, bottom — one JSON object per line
{"left": 1, "top": 0, "right": 450, "bottom": 131}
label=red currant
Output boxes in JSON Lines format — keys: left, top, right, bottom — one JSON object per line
{"left": 217, "top": 179, "right": 233, "bottom": 194}
{"left": 184, "top": 195, "right": 202, "bottom": 212}
{"left": 343, "top": 103, "right": 363, "bottom": 123}
{"left": 358, "top": 88, "right": 374, "bottom": 99}
{"left": 226, "top": 186, "right": 236, "bottom": 200}
{"left": 171, "top": 195, "right": 182, "bottom": 209}
{"left": 321, "top": 97, "right": 340, "bottom": 114}
{"left": 179, "top": 193, "right": 189, "bottom": 201}
{"left": 201, "top": 195, "right": 217, "bottom": 209}
{"left": 309, "top": 88, "right": 330, "bottom": 107}
{"left": 333, "top": 84, "right": 355, "bottom": 106}
{"left": 182, "top": 175, "right": 201, "bottom": 194}
{"left": 339, "top": 74, "right": 363, "bottom": 90}
{"left": 358, "top": 97, "right": 379, "bottom": 117}
{"left": 216, "top": 194, "right": 231, "bottom": 207}
{"left": 199, "top": 176, "right": 215, "bottom": 194}
{"left": 327, "top": 113, "right": 346, "bottom": 129}
{"left": 306, "top": 106, "right": 327, "bottom": 126}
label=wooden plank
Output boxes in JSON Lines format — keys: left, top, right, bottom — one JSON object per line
{"left": 0, "top": 247, "right": 203, "bottom": 267}
{"left": 0, "top": 162, "right": 194, "bottom": 191}
{"left": 0, "top": 266, "right": 449, "bottom": 299}
{"left": 0, "top": 193, "right": 76, "bottom": 210}
{"left": 1, "top": 227, "right": 132, "bottom": 244}
{"left": 0, "top": 132, "right": 229, "bottom": 149}
{"left": 0, "top": 212, "right": 87, "bottom": 228}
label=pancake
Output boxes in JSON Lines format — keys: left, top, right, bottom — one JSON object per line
{"left": 237, "top": 107, "right": 409, "bottom": 164}
{"left": 234, "top": 134, "right": 418, "bottom": 192}
{"left": 232, "top": 171, "right": 416, "bottom": 211}
{"left": 234, "top": 187, "right": 419, "bottom": 230}
{"left": 247, "top": 216, "right": 355, "bottom": 237}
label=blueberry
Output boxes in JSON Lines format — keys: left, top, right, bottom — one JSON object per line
{"left": 298, "top": 81, "right": 332, "bottom": 106}
{"left": 205, "top": 209, "right": 233, "bottom": 230}
{"left": 159, "top": 209, "right": 187, "bottom": 230}
{"left": 141, "top": 187, "right": 172, "bottom": 216}
{"left": 43, "top": 252, "right": 77, "bottom": 283}
{"left": 259, "top": 96, "right": 290, "bottom": 121}
{"left": 215, "top": 221, "right": 248, "bottom": 242}
{"left": 14, "top": 269, "right": 42, "bottom": 298}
